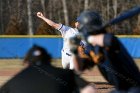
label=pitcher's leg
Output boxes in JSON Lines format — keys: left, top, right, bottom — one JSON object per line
{"left": 61, "top": 52, "right": 70, "bottom": 69}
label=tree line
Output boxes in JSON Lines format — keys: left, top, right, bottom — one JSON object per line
{"left": 0, "top": 0, "right": 140, "bottom": 35}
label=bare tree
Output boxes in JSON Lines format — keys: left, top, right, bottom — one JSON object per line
{"left": 61, "top": 0, "right": 69, "bottom": 25}
{"left": 0, "top": 0, "right": 140, "bottom": 35}
{"left": 41, "top": 0, "right": 46, "bottom": 16}
{"left": 0, "top": 0, "right": 4, "bottom": 34}
{"left": 17, "top": 0, "right": 21, "bottom": 20}
{"left": 100, "top": 0, "right": 103, "bottom": 17}
{"left": 47, "top": 0, "right": 52, "bottom": 19}
{"left": 137, "top": 0, "right": 140, "bottom": 31}
{"left": 77, "top": 0, "right": 83, "bottom": 16}
{"left": 7, "top": 0, "right": 12, "bottom": 15}
{"left": 84, "top": 0, "right": 89, "bottom": 10}
{"left": 107, "top": 0, "right": 110, "bottom": 20}
{"left": 27, "top": 0, "right": 33, "bottom": 35}
{"left": 113, "top": 0, "right": 117, "bottom": 18}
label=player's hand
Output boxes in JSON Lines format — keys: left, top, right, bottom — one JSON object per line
{"left": 37, "top": 12, "right": 44, "bottom": 18}
{"left": 87, "top": 34, "right": 104, "bottom": 47}
{"left": 81, "top": 83, "right": 96, "bottom": 93}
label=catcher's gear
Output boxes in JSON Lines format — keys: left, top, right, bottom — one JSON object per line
{"left": 72, "top": 45, "right": 106, "bottom": 71}
{"left": 75, "top": 46, "right": 95, "bottom": 71}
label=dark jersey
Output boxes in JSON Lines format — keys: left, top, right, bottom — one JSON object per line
{"left": 85, "top": 33, "right": 140, "bottom": 90}
{"left": 0, "top": 64, "right": 88, "bottom": 93}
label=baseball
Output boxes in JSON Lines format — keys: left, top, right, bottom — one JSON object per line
{"left": 37, "top": 12, "right": 42, "bottom": 17}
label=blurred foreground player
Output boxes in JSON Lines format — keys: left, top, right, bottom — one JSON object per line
{"left": 70, "top": 10, "right": 140, "bottom": 92}
{"left": 0, "top": 45, "right": 96, "bottom": 93}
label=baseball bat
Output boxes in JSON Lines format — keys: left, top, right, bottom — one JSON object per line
{"left": 103, "top": 6, "right": 140, "bottom": 28}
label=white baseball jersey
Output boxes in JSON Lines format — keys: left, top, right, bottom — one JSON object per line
{"left": 57, "top": 24, "right": 79, "bottom": 69}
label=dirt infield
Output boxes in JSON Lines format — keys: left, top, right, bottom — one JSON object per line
{"left": 0, "top": 59, "right": 140, "bottom": 93}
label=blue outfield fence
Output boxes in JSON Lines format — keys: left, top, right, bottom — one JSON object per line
{"left": 119, "top": 38, "right": 140, "bottom": 58}
{"left": 0, "top": 35, "right": 140, "bottom": 58}
{"left": 0, "top": 36, "right": 63, "bottom": 58}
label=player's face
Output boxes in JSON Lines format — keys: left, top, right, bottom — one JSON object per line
{"left": 75, "top": 22, "right": 80, "bottom": 28}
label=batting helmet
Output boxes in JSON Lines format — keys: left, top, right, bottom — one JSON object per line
{"left": 77, "top": 11, "right": 105, "bottom": 35}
